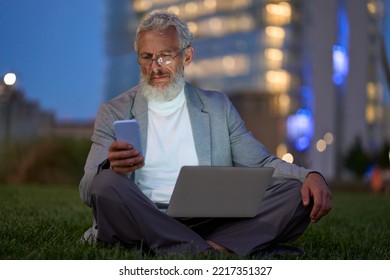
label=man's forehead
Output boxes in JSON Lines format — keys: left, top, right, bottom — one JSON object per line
{"left": 139, "top": 26, "right": 178, "bottom": 39}
{"left": 137, "top": 27, "right": 180, "bottom": 52}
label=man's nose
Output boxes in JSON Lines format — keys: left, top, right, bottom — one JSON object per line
{"left": 151, "top": 59, "right": 162, "bottom": 72}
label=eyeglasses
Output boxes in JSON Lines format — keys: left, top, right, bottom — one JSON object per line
{"left": 137, "top": 47, "right": 187, "bottom": 67}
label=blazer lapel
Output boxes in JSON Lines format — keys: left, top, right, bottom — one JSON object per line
{"left": 185, "top": 83, "right": 211, "bottom": 165}
{"left": 129, "top": 90, "right": 148, "bottom": 183}
{"left": 130, "top": 90, "right": 148, "bottom": 157}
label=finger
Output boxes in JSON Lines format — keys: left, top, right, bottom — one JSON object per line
{"left": 312, "top": 190, "right": 333, "bottom": 222}
{"left": 108, "top": 146, "right": 142, "bottom": 164}
{"left": 111, "top": 155, "right": 144, "bottom": 168}
{"left": 109, "top": 149, "right": 138, "bottom": 161}
{"left": 112, "top": 161, "right": 145, "bottom": 174}
{"left": 300, "top": 183, "right": 311, "bottom": 206}
{"left": 310, "top": 190, "right": 323, "bottom": 222}
{"left": 110, "top": 141, "right": 132, "bottom": 151}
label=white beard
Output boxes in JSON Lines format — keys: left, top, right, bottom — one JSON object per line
{"left": 140, "top": 69, "right": 185, "bottom": 102}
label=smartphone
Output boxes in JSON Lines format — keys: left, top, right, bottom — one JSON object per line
{"left": 114, "top": 119, "right": 143, "bottom": 156}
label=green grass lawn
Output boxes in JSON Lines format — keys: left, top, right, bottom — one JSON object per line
{"left": 0, "top": 184, "right": 389, "bottom": 260}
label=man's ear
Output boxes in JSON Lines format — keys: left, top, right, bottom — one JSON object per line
{"left": 183, "top": 46, "right": 194, "bottom": 67}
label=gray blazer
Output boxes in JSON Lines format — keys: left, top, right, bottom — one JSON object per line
{"left": 79, "top": 82, "right": 313, "bottom": 207}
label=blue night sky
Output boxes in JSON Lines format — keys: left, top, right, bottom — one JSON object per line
{"left": 2, "top": 1, "right": 390, "bottom": 122}
{"left": 0, "top": 0, "right": 105, "bottom": 121}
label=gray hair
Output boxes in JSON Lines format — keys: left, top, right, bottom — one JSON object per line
{"left": 134, "top": 11, "right": 193, "bottom": 53}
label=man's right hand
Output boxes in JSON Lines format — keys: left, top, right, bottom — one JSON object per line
{"left": 108, "top": 141, "right": 145, "bottom": 174}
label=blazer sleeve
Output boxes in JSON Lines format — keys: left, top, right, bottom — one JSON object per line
{"left": 79, "top": 103, "right": 118, "bottom": 207}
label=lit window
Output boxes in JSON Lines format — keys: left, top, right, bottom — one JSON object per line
{"left": 265, "top": 70, "right": 291, "bottom": 92}
{"left": 186, "top": 54, "right": 250, "bottom": 78}
{"left": 204, "top": 0, "right": 217, "bottom": 11}
{"left": 187, "top": 21, "right": 198, "bottom": 36}
{"left": 265, "top": 48, "right": 284, "bottom": 68}
{"left": 264, "top": 26, "right": 286, "bottom": 47}
{"left": 168, "top": 5, "right": 180, "bottom": 15}
{"left": 366, "top": 82, "right": 376, "bottom": 101}
{"left": 222, "top": 56, "right": 236, "bottom": 70}
{"left": 195, "top": 14, "right": 254, "bottom": 38}
{"left": 278, "top": 93, "right": 290, "bottom": 116}
{"left": 366, "top": 104, "right": 376, "bottom": 124}
{"left": 264, "top": 2, "right": 292, "bottom": 26}
{"left": 209, "top": 17, "right": 222, "bottom": 33}
{"left": 367, "top": 1, "right": 377, "bottom": 15}
{"left": 133, "top": 0, "right": 152, "bottom": 12}
{"left": 185, "top": 2, "right": 198, "bottom": 14}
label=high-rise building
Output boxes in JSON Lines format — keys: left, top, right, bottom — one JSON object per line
{"left": 104, "top": 0, "right": 140, "bottom": 99}
{"left": 103, "top": 0, "right": 390, "bottom": 180}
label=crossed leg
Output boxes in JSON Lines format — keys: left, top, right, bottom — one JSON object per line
{"left": 90, "top": 169, "right": 312, "bottom": 256}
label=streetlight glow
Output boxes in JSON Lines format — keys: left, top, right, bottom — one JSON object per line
{"left": 4, "top": 73, "right": 17, "bottom": 86}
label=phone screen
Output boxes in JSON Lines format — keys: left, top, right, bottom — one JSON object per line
{"left": 114, "top": 119, "right": 143, "bottom": 155}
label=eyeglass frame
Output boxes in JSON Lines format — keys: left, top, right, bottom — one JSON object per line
{"left": 137, "top": 46, "right": 189, "bottom": 67}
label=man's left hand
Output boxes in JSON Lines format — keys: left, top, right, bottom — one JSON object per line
{"left": 301, "top": 172, "right": 332, "bottom": 223}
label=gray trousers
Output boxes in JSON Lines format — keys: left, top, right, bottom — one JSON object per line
{"left": 90, "top": 169, "right": 312, "bottom": 256}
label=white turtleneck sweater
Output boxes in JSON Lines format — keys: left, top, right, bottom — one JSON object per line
{"left": 138, "top": 89, "right": 199, "bottom": 203}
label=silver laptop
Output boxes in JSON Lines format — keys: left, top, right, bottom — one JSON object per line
{"left": 165, "top": 166, "right": 274, "bottom": 218}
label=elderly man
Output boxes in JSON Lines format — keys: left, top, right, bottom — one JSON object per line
{"left": 80, "top": 11, "right": 332, "bottom": 257}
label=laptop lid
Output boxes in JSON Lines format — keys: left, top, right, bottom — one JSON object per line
{"left": 166, "top": 166, "right": 274, "bottom": 218}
